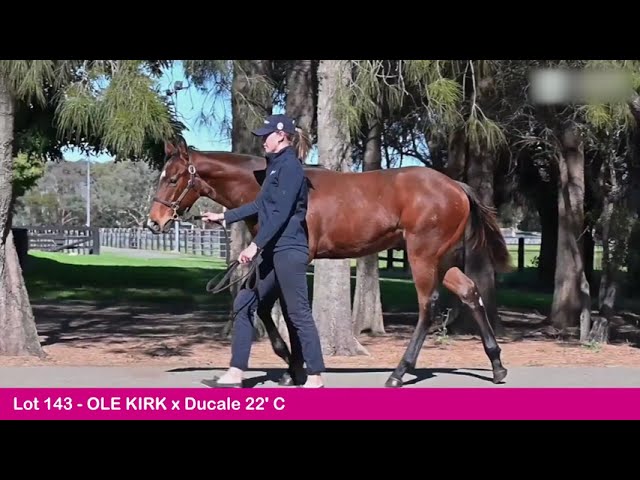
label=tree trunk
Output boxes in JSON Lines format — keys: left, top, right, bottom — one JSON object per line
{"left": 583, "top": 228, "right": 595, "bottom": 290}
{"left": 445, "top": 129, "right": 467, "bottom": 181}
{"left": 285, "top": 60, "right": 316, "bottom": 137}
{"left": 222, "top": 60, "right": 273, "bottom": 339}
{"left": 440, "top": 129, "right": 467, "bottom": 328}
{"left": 592, "top": 193, "right": 614, "bottom": 344}
{"left": 628, "top": 92, "right": 640, "bottom": 125}
{"left": 429, "top": 140, "right": 445, "bottom": 172}
{"left": 352, "top": 114, "right": 385, "bottom": 336}
{"left": 590, "top": 154, "right": 635, "bottom": 343}
{"left": 313, "top": 60, "right": 367, "bottom": 356}
{"left": 450, "top": 146, "right": 502, "bottom": 335}
{"left": 0, "top": 75, "right": 45, "bottom": 357}
{"left": 535, "top": 186, "right": 558, "bottom": 287}
{"left": 550, "top": 124, "right": 591, "bottom": 341}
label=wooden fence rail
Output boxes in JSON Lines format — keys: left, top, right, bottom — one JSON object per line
{"left": 15, "top": 225, "right": 100, "bottom": 255}
{"left": 97, "top": 227, "right": 551, "bottom": 273}
{"left": 378, "top": 236, "right": 551, "bottom": 272}
{"left": 98, "top": 226, "right": 229, "bottom": 260}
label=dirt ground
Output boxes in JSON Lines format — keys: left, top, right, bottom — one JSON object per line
{"left": 1, "top": 301, "right": 640, "bottom": 368}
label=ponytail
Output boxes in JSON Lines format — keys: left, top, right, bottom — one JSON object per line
{"left": 292, "top": 127, "right": 312, "bottom": 163}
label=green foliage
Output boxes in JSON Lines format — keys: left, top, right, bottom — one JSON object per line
{"left": 575, "top": 60, "right": 640, "bottom": 133}
{"left": 183, "top": 60, "right": 232, "bottom": 89}
{"left": 12, "top": 158, "right": 166, "bottom": 228}
{"left": 332, "top": 59, "right": 512, "bottom": 166}
{"left": 181, "top": 60, "right": 278, "bottom": 141}
{"left": 425, "top": 77, "right": 463, "bottom": 127}
{"left": 11, "top": 153, "right": 45, "bottom": 200}
{"left": 0, "top": 60, "right": 180, "bottom": 162}
{"left": 0, "top": 60, "right": 72, "bottom": 106}
{"left": 90, "top": 160, "right": 161, "bottom": 227}
{"left": 457, "top": 60, "right": 509, "bottom": 153}
{"left": 55, "top": 60, "right": 176, "bottom": 159}
{"left": 334, "top": 60, "right": 465, "bottom": 140}
{"left": 465, "top": 114, "right": 507, "bottom": 154}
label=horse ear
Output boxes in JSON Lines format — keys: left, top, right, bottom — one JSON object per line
{"left": 176, "top": 135, "right": 189, "bottom": 159}
{"left": 164, "top": 139, "right": 177, "bottom": 157}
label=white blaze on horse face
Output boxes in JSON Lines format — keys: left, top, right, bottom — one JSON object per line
{"left": 160, "top": 169, "right": 167, "bottom": 180}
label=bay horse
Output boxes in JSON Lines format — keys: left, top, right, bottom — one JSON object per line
{"left": 146, "top": 135, "right": 511, "bottom": 387}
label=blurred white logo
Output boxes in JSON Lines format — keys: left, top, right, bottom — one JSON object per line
{"left": 529, "top": 68, "right": 633, "bottom": 105}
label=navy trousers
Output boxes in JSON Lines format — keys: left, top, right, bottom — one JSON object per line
{"left": 229, "top": 248, "right": 325, "bottom": 375}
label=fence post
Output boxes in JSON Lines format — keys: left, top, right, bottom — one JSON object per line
{"left": 92, "top": 227, "right": 101, "bottom": 255}
{"left": 518, "top": 237, "right": 524, "bottom": 272}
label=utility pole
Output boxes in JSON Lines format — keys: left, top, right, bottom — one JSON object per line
{"left": 86, "top": 158, "right": 91, "bottom": 227}
{"left": 166, "top": 80, "right": 187, "bottom": 253}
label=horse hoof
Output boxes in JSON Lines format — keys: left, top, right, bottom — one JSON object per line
{"left": 385, "top": 377, "right": 403, "bottom": 388}
{"left": 492, "top": 367, "right": 508, "bottom": 384}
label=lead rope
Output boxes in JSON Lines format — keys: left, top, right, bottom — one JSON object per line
{"left": 205, "top": 257, "right": 260, "bottom": 294}
{"left": 184, "top": 216, "right": 260, "bottom": 294}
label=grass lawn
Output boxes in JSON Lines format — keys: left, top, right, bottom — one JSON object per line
{"left": 24, "top": 251, "right": 229, "bottom": 307}
{"left": 23, "top": 250, "right": 555, "bottom": 315}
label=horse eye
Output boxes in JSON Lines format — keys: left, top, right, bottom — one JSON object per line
{"left": 169, "top": 176, "right": 178, "bottom": 184}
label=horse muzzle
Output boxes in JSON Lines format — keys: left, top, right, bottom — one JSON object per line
{"left": 146, "top": 218, "right": 162, "bottom": 234}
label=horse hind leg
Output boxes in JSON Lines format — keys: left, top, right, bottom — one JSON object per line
{"left": 385, "top": 288, "right": 439, "bottom": 387}
{"left": 256, "top": 297, "right": 290, "bottom": 367}
{"left": 385, "top": 235, "right": 439, "bottom": 388}
{"left": 256, "top": 294, "right": 306, "bottom": 386}
{"left": 271, "top": 295, "right": 307, "bottom": 386}
{"left": 442, "top": 266, "right": 507, "bottom": 384}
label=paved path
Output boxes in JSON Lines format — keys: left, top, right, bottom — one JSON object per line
{"left": 2, "top": 366, "right": 640, "bottom": 388}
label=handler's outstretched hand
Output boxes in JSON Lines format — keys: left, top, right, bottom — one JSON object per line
{"left": 202, "top": 212, "right": 224, "bottom": 223}
{"left": 239, "top": 242, "right": 259, "bottom": 264}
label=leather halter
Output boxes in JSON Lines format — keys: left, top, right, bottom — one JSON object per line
{"left": 153, "top": 152, "right": 212, "bottom": 220}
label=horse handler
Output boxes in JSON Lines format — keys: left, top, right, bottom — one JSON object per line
{"left": 202, "top": 114, "right": 326, "bottom": 388}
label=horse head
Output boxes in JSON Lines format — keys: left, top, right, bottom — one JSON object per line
{"left": 146, "top": 135, "right": 203, "bottom": 234}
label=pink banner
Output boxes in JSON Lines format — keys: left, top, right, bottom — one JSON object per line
{"left": 0, "top": 388, "right": 639, "bottom": 420}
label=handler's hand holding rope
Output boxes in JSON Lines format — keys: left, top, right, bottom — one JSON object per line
{"left": 201, "top": 211, "right": 225, "bottom": 226}
{"left": 200, "top": 211, "right": 260, "bottom": 294}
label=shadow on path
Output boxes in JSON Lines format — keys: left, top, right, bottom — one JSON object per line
{"left": 167, "top": 366, "right": 495, "bottom": 388}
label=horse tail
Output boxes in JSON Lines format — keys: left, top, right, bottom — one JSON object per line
{"left": 455, "top": 181, "right": 513, "bottom": 274}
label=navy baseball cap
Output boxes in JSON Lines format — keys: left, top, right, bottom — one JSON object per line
{"left": 252, "top": 114, "right": 297, "bottom": 136}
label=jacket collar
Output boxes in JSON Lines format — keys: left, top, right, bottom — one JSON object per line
{"left": 266, "top": 145, "right": 293, "bottom": 164}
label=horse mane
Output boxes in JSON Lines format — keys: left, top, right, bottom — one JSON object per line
{"left": 180, "top": 139, "right": 329, "bottom": 187}
{"left": 187, "top": 144, "right": 329, "bottom": 172}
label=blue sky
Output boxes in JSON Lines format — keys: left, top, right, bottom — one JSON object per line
{"left": 62, "top": 61, "right": 426, "bottom": 167}
{"left": 62, "top": 61, "right": 231, "bottom": 163}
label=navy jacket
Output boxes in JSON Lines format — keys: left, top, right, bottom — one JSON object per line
{"left": 223, "top": 146, "right": 309, "bottom": 254}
